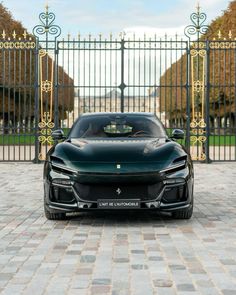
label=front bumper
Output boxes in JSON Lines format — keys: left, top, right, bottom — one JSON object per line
{"left": 44, "top": 163, "right": 193, "bottom": 214}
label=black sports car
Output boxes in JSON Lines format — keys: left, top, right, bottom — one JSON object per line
{"left": 44, "top": 112, "right": 194, "bottom": 220}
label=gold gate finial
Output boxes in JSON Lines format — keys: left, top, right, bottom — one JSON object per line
{"left": 196, "top": 2, "right": 200, "bottom": 13}
{"left": 12, "top": 30, "right": 17, "bottom": 39}
{"left": 2, "top": 30, "right": 6, "bottom": 39}
{"left": 45, "top": 3, "right": 49, "bottom": 13}
{"left": 23, "top": 30, "right": 28, "bottom": 39}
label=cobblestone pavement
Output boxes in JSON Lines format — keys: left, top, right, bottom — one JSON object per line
{"left": 0, "top": 163, "right": 236, "bottom": 295}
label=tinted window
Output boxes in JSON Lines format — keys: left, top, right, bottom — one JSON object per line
{"left": 70, "top": 115, "right": 166, "bottom": 139}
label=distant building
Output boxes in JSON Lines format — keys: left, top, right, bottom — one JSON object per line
{"left": 148, "top": 87, "right": 167, "bottom": 126}
{"left": 63, "top": 88, "right": 168, "bottom": 128}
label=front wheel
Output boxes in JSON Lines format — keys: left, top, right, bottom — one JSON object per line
{"left": 44, "top": 203, "right": 66, "bottom": 220}
{"left": 172, "top": 204, "right": 193, "bottom": 219}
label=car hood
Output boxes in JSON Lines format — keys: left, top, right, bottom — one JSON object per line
{"left": 49, "top": 138, "right": 186, "bottom": 173}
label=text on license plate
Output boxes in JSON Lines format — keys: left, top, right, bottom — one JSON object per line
{"left": 98, "top": 199, "right": 140, "bottom": 209}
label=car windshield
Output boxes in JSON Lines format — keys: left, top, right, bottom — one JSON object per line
{"left": 69, "top": 114, "right": 166, "bottom": 139}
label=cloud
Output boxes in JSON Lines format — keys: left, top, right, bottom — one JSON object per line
{"left": 3, "top": 0, "right": 230, "bottom": 39}
{"left": 123, "top": 26, "right": 186, "bottom": 38}
{"left": 59, "top": 0, "right": 229, "bottom": 38}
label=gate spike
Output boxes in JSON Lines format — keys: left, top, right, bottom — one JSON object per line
{"left": 23, "top": 30, "right": 27, "bottom": 39}
{"left": 196, "top": 2, "right": 200, "bottom": 14}
{"left": 228, "top": 30, "right": 232, "bottom": 39}
{"left": 12, "top": 30, "right": 16, "bottom": 39}
{"left": 218, "top": 30, "right": 221, "bottom": 39}
{"left": 45, "top": 3, "right": 49, "bottom": 13}
{"left": 119, "top": 31, "right": 126, "bottom": 40}
{"left": 2, "top": 30, "right": 6, "bottom": 39}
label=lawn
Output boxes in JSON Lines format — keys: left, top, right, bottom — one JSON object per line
{"left": 0, "top": 134, "right": 36, "bottom": 145}
{"left": 0, "top": 133, "right": 235, "bottom": 146}
{"left": 0, "top": 128, "right": 70, "bottom": 145}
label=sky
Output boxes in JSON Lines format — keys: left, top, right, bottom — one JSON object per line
{"left": 1, "top": 0, "right": 232, "bottom": 97}
{"left": 2, "top": 0, "right": 231, "bottom": 38}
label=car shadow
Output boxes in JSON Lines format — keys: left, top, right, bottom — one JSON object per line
{"left": 63, "top": 210, "right": 189, "bottom": 225}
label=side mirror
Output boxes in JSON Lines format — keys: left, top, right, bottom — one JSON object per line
{"left": 51, "top": 129, "right": 65, "bottom": 141}
{"left": 171, "top": 129, "right": 185, "bottom": 140}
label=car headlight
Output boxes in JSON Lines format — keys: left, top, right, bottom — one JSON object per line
{"left": 159, "top": 159, "right": 186, "bottom": 174}
{"left": 50, "top": 156, "right": 65, "bottom": 165}
{"left": 51, "top": 162, "right": 78, "bottom": 175}
{"left": 163, "top": 178, "right": 185, "bottom": 184}
{"left": 52, "top": 179, "right": 72, "bottom": 186}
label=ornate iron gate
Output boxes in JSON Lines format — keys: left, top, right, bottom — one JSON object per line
{"left": 0, "top": 5, "right": 235, "bottom": 162}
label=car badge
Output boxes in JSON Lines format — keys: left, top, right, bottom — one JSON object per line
{"left": 116, "top": 188, "right": 121, "bottom": 195}
{"left": 117, "top": 164, "right": 121, "bottom": 169}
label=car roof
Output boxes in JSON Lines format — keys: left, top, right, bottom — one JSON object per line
{"left": 80, "top": 112, "right": 155, "bottom": 118}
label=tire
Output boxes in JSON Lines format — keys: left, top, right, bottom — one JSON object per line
{"left": 44, "top": 203, "right": 66, "bottom": 220}
{"left": 172, "top": 204, "right": 193, "bottom": 219}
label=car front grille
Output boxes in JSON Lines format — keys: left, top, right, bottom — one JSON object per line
{"left": 162, "top": 185, "right": 187, "bottom": 203}
{"left": 51, "top": 186, "right": 75, "bottom": 203}
{"left": 74, "top": 182, "right": 163, "bottom": 202}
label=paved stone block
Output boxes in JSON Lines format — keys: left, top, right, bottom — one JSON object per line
{"left": 0, "top": 163, "right": 236, "bottom": 294}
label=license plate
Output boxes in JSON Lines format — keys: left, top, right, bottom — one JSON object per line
{"left": 98, "top": 199, "right": 140, "bottom": 209}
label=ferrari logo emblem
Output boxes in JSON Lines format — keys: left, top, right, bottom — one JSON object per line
{"left": 116, "top": 188, "right": 121, "bottom": 195}
{"left": 117, "top": 164, "right": 121, "bottom": 169}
